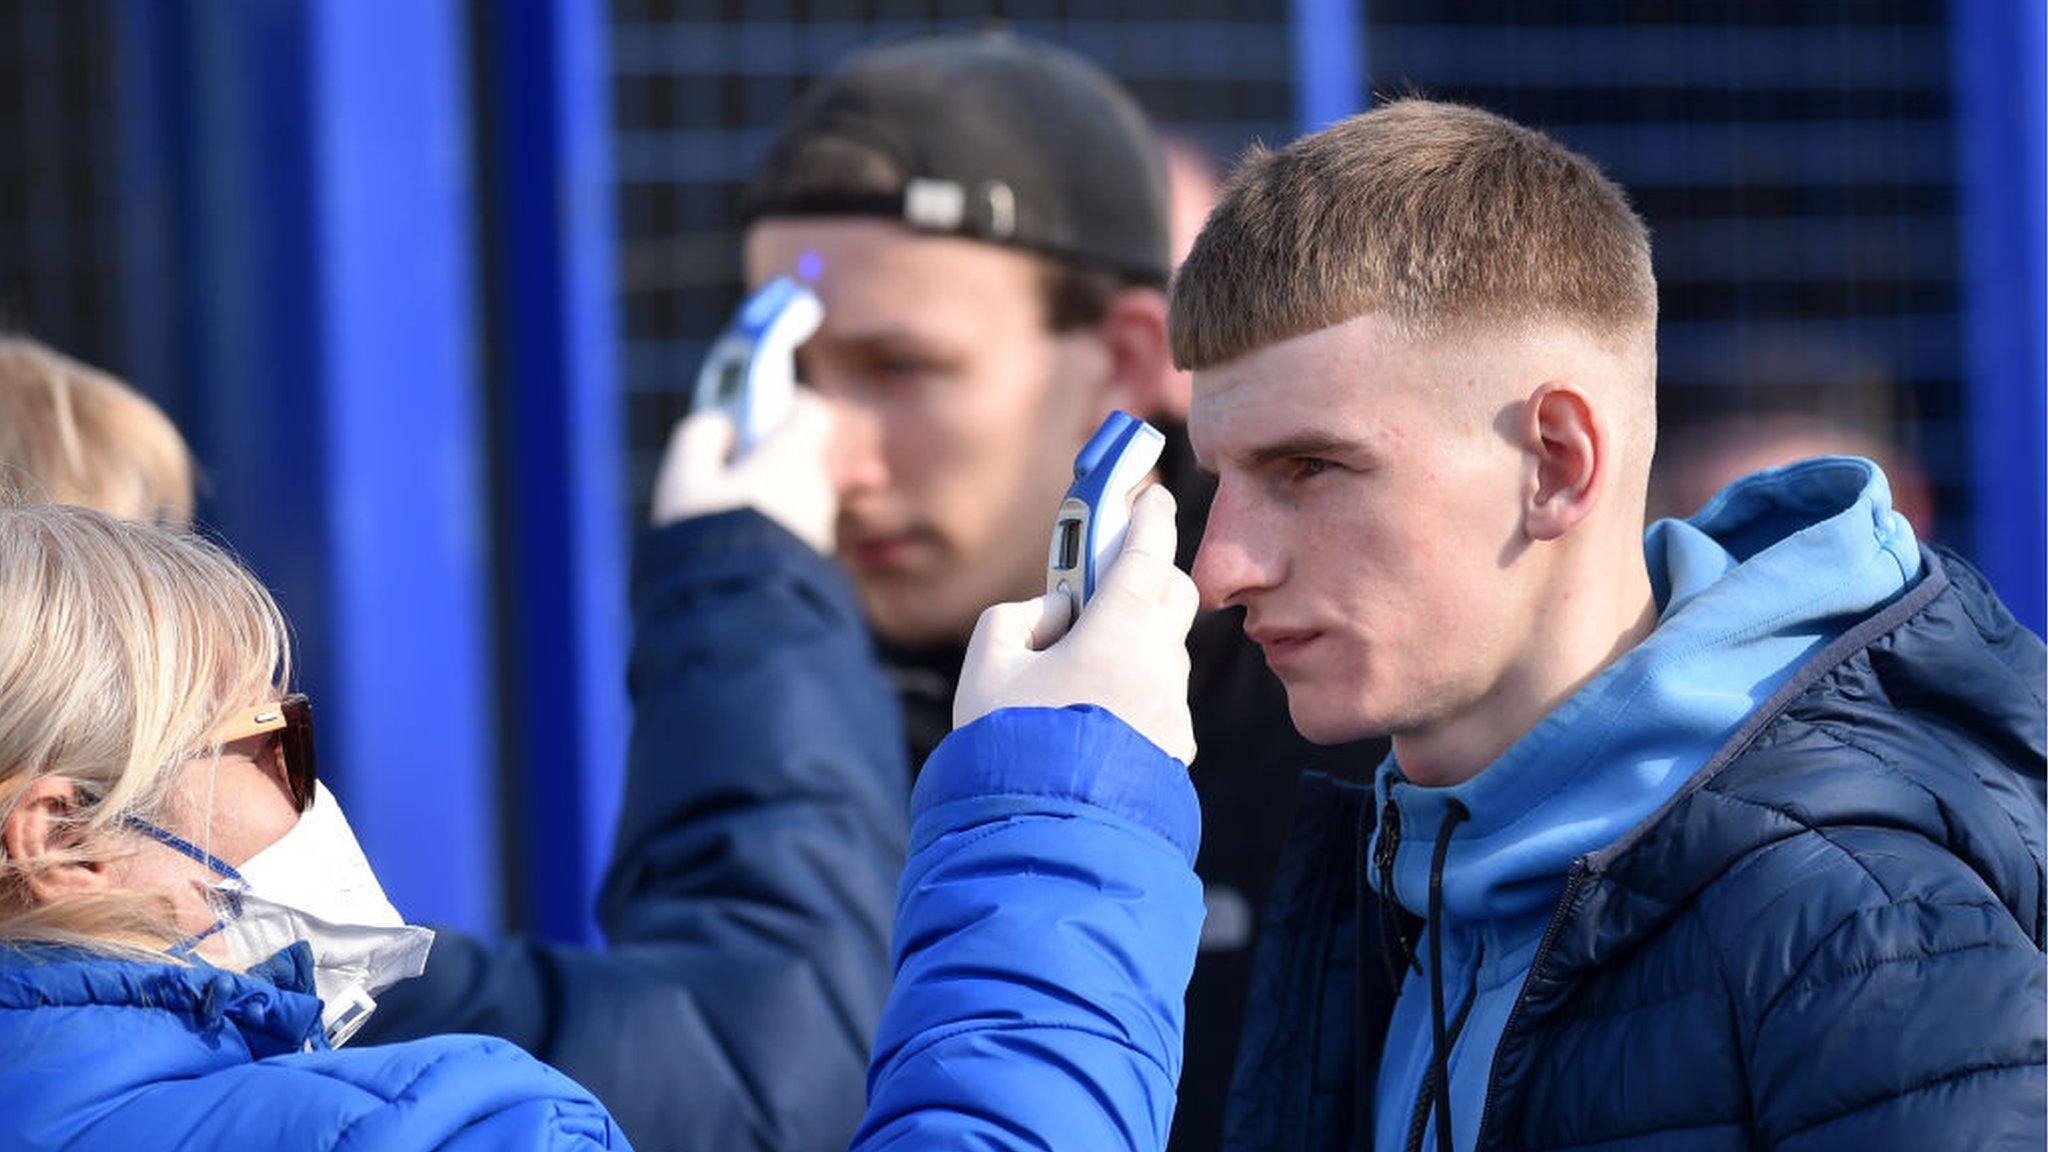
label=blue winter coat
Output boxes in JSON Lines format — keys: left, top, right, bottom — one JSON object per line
{"left": 1224, "top": 546, "right": 2047, "bottom": 1152}
{"left": 356, "top": 510, "right": 909, "bottom": 1152}
{"left": 853, "top": 704, "right": 1208, "bottom": 1152}
{"left": 0, "top": 941, "right": 627, "bottom": 1150}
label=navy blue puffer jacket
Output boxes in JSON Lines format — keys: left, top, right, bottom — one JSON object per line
{"left": 1225, "top": 547, "right": 2047, "bottom": 1152}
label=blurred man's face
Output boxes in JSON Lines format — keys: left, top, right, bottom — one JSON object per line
{"left": 746, "top": 219, "right": 1118, "bottom": 646}
{"left": 1189, "top": 313, "right": 1538, "bottom": 745}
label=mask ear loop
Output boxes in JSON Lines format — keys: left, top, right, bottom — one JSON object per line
{"left": 120, "top": 816, "right": 245, "bottom": 884}
{"left": 118, "top": 814, "right": 249, "bottom": 958}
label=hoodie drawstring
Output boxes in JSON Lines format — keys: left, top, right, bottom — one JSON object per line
{"left": 1428, "top": 798, "right": 1471, "bottom": 1152}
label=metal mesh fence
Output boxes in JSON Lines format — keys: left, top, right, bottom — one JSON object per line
{"left": 609, "top": 0, "right": 1311, "bottom": 522}
{"left": 0, "top": 2, "right": 1985, "bottom": 545}
{"left": 0, "top": 0, "right": 126, "bottom": 372}
{"left": 1365, "top": 0, "right": 1965, "bottom": 538}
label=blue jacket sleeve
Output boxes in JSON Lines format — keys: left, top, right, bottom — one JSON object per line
{"left": 851, "top": 705, "right": 1205, "bottom": 1152}
{"left": 359, "top": 510, "right": 909, "bottom": 1152}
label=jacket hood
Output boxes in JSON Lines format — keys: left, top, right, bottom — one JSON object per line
{"left": 1372, "top": 456, "right": 1925, "bottom": 926}
{"left": 1575, "top": 541, "right": 2048, "bottom": 962}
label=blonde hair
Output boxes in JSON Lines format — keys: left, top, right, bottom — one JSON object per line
{"left": 1169, "top": 99, "right": 1657, "bottom": 371}
{"left": 0, "top": 501, "right": 289, "bottom": 952}
{"left": 0, "top": 337, "right": 198, "bottom": 526}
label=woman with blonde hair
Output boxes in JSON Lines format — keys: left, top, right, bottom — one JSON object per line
{"left": 0, "top": 335, "right": 196, "bottom": 524}
{"left": 0, "top": 501, "right": 626, "bottom": 1150}
{"left": 0, "top": 403, "right": 1210, "bottom": 1152}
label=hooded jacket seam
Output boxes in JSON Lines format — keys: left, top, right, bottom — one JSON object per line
{"left": 1771, "top": 1058, "right": 2041, "bottom": 1145}
{"left": 1525, "top": 1114, "right": 1743, "bottom": 1152}
{"left": 1700, "top": 788, "right": 1893, "bottom": 902}
{"left": 1756, "top": 892, "right": 2002, "bottom": 1029}
{"left": 1942, "top": 550, "right": 2048, "bottom": 715}
{"left": 1684, "top": 790, "right": 1898, "bottom": 1027}
{"left": 1804, "top": 714, "right": 2044, "bottom": 887}
{"left": 1696, "top": 898, "right": 1767, "bottom": 1149}
{"left": 1790, "top": 934, "right": 2006, "bottom": 996}
{"left": 1542, "top": 955, "right": 1715, "bottom": 1024}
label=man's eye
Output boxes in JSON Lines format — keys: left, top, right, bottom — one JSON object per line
{"left": 1289, "top": 457, "right": 1331, "bottom": 482}
{"left": 876, "top": 357, "right": 935, "bottom": 380}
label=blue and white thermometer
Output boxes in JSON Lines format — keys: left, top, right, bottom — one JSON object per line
{"left": 691, "top": 276, "right": 825, "bottom": 457}
{"left": 1047, "top": 411, "right": 1167, "bottom": 620}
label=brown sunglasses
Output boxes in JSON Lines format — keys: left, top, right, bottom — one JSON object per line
{"left": 213, "top": 694, "right": 317, "bottom": 813}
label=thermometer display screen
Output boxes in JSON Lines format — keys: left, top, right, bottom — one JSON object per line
{"left": 1055, "top": 518, "right": 1082, "bottom": 570}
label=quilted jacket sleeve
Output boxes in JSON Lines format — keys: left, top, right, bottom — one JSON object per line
{"left": 1740, "top": 825, "right": 2047, "bottom": 1152}
{"left": 851, "top": 705, "right": 1205, "bottom": 1152}
{"left": 360, "top": 510, "right": 908, "bottom": 1152}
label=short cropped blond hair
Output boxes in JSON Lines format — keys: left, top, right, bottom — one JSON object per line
{"left": 1169, "top": 99, "right": 1656, "bottom": 370}
{"left": 0, "top": 502, "right": 289, "bottom": 951}
{"left": 0, "top": 337, "right": 197, "bottom": 525}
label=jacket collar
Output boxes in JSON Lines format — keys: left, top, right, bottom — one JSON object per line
{"left": 0, "top": 941, "right": 327, "bottom": 1058}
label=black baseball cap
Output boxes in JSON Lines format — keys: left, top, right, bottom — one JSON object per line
{"left": 744, "top": 29, "right": 1173, "bottom": 286}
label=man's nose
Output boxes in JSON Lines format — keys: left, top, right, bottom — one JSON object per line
{"left": 821, "top": 392, "right": 888, "bottom": 499}
{"left": 1190, "top": 483, "right": 1278, "bottom": 610}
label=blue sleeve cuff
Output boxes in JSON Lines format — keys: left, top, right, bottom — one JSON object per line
{"left": 913, "top": 705, "right": 1201, "bottom": 866}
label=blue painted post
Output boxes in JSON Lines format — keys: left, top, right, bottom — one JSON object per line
{"left": 481, "top": 0, "right": 630, "bottom": 943}
{"left": 1954, "top": 0, "right": 2046, "bottom": 635}
{"left": 1291, "top": 0, "right": 1367, "bottom": 133}
{"left": 113, "top": 0, "right": 503, "bottom": 933}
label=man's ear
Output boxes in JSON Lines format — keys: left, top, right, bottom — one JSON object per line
{"left": 1092, "top": 287, "right": 1173, "bottom": 421}
{"left": 1522, "top": 382, "right": 1605, "bottom": 541}
{"left": 3, "top": 777, "right": 113, "bottom": 906}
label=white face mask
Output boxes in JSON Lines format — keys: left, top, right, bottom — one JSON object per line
{"left": 200, "top": 783, "right": 434, "bottom": 1047}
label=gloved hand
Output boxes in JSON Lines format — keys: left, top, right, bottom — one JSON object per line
{"left": 954, "top": 485, "right": 1198, "bottom": 764}
{"left": 649, "top": 391, "right": 837, "bottom": 553}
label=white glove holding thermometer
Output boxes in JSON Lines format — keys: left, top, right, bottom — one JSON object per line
{"left": 954, "top": 484, "right": 1198, "bottom": 765}
{"left": 649, "top": 390, "right": 837, "bottom": 555}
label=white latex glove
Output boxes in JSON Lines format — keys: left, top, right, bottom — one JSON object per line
{"left": 649, "top": 391, "right": 836, "bottom": 553}
{"left": 954, "top": 485, "right": 1198, "bottom": 765}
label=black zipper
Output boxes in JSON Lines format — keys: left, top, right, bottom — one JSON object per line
{"left": 1375, "top": 792, "right": 1418, "bottom": 987}
{"left": 1404, "top": 1063, "right": 1439, "bottom": 1152}
{"left": 1374, "top": 789, "right": 1401, "bottom": 877}
{"left": 1470, "top": 861, "right": 1588, "bottom": 1151}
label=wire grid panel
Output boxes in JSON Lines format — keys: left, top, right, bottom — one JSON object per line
{"left": 609, "top": 0, "right": 1304, "bottom": 525}
{"left": 1365, "top": 0, "right": 1967, "bottom": 538}
{"left": 0, "top": 0, "right": 126, "bottom": 376}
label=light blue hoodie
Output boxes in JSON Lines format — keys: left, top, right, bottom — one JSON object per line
{"left": 1367, "top": 456, "right": 1923, "bottom": 1152}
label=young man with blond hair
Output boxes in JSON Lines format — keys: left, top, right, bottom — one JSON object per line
{"left": 947, "top": 98, "right": 2042, "bottom": 1150}
{"left": 1164, "top": 97, "right": 2045, "bottom": 1152}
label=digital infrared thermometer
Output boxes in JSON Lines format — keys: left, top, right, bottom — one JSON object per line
{"left": 691, "top": 276, "right": 824, "bottom": 457}
{"left": 1046, "top": 411, "right": 1166, "bottom": 620}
